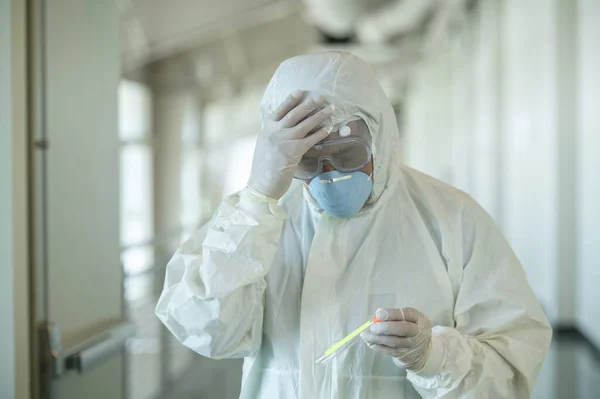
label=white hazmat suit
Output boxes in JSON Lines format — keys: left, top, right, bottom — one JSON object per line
{"left": 156, "top": 52, "right": 552, "bottom": 398}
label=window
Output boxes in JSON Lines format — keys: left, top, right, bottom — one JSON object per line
{"left": 119, "top": 79, "right": 160, "bottom": 399}
{"left": 119, "top": 80, "right": 154, "bottom": 275}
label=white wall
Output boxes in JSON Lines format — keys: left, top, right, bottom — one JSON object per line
{"left": 0, "top": 0, "right": 16, "bottom": 397}
{"left": 555, "top": 0, "right": 579, "bottom": 327}
{"left": 153, "top": 89, "right": 194, "bottom": 236}
{"left": 577, "top": 0, "right": 600, "bottom": 348}
{"left": 500, "top": 0, "right": 560, "bottom": 321}
{"left": 469, "top": 0, "right": 503, "bottom": 222}
{"left": 402, "top": 0, "right": 585, "bottom": 327}
{"left": 449, "top": 17, "right": 475, "bottom": 195}
{"left": 403, "top": 5, "right": 504, "bottom": 222}
{"left": 402, "top": 42, "right": 454, "bottom": 183}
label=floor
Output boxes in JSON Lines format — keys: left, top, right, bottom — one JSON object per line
{"left": 159, "top": 331, "right": 600, "bottom": 399}
{"left": 159, "top": 358, "right": 242, "bottom": 399}
{"left": 532, "top": 330, "right": 600, "bottom": 399}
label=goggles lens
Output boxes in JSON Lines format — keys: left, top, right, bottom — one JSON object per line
{"left": 295, "top": 137, "right": 371, "bottom": 180}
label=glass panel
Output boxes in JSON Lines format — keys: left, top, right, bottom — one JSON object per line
{"left": 180, "top": 147, "right": 203, "bottom": 230}
{"left": 119, "top": 80, "right": 152, "bottom": 141}
{"left": 221, "top": 136, "right": 257, "bottom": 197}
{"left": 125, "top": 273, "right": 162, "bottom": 399}
{"left": 121, "top": 246, "right": 154, "bottom": 276}
{"left": 119, "top": 79, "right": 158, "bottom": 399}
{"left": 120, "top": 144, "right": 153, "bottom": 247}
{"left": 168, "top": 333, "right": 193, "bottom": 382}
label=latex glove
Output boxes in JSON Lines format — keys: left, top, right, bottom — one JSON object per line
{"left": 361, "top": 307, "right": 433, "bottom": 372}
{"left": 248, "top": 91, "right": 334, "bottom": 199}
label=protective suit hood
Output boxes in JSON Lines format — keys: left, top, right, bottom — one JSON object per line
{"left": 260, "top": 51, "right": 400, "bottom": 211}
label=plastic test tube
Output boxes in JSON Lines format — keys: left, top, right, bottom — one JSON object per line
{"left": 316, "top": 315, "right": 382, "bottom": 364}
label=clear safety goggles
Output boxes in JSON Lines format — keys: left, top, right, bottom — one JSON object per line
{"left": 294, "top": 118, "right": 372, "bottom": 180}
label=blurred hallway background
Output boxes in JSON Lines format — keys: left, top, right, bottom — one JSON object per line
{"left": 2, "top": 0, "right": 599, "bottom": 398}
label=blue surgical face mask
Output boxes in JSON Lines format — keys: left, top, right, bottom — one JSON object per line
{"left": 308, "top": 170, "right": 373, "bottom": 218}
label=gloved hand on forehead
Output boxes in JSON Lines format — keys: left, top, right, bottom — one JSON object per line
{"left": 247, "top": 91, "right": 334, "bottom": 200}
{"left": 361, "top": 307, "right": 433, "bottom": 372}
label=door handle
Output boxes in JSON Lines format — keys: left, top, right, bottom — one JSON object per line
{"left": 38, "top": 320, "right": 135, "bottom": 398}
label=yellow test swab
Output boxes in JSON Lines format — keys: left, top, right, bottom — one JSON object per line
{"left": 317, "top": 315, "right": 382, "bottom": 363}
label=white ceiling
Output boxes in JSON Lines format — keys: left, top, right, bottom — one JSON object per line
{"left": 129, "top": 0, "right": 277, "bottom": 46}
{"left": 120, "top": 0, "right": 299, "bottom": 70}
{"left": 120, "top": 0, "right": 473, "bottom": 102}
{"left": 303, "top": 0, "right": 394, "bottom": 37}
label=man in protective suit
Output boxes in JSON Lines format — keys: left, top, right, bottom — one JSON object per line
{"left": 156, "top": 51, "right": 552, "bottom": 399}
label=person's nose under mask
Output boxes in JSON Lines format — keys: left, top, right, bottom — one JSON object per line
{"left": 306, "top": 160, "right": 373, "bottom": 219}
